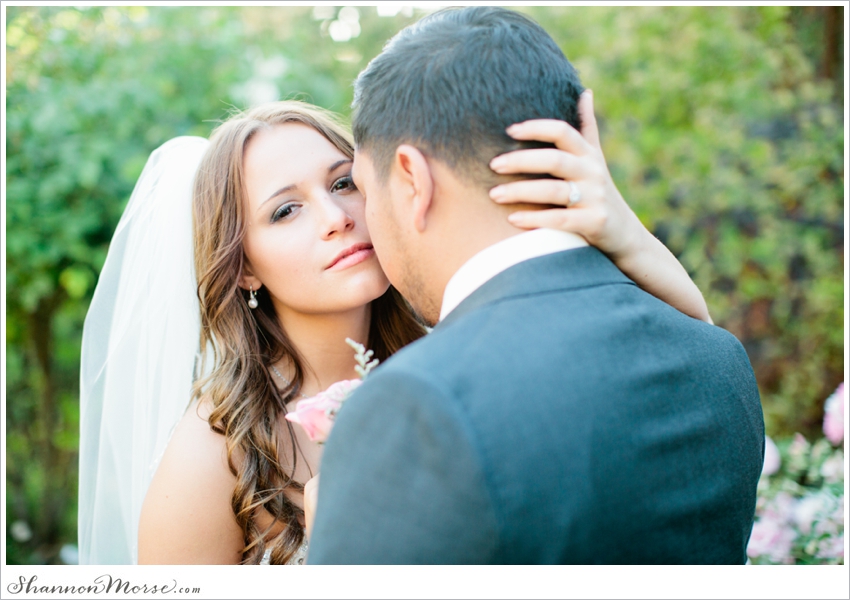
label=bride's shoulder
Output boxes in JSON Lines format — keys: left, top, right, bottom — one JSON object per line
{"left": 138, "top": 397, "right": 242, "bottom": 564}
{"left": 156, "top": 397, "right": 233, "bottom": 483}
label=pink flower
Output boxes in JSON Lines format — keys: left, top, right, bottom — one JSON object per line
{"left": 823, "top": 383, "right": 845, "bottom": 445}
{"left": 761, "top": 492, "right": 796, "bottom": 522}
{"left": 747, "top": 515, "right": 797, "bottom": 563}
{"left": 318, "top": 378, "right": 363, "bottom": 406}
{"left": 793, "top": 496, "right": 819, "bottom": 535}
{"left": 788, "top": 433, "right": 810, "bottom": 458}
{"left": 762, "top": 436, "right": 781, "bottom": 476}
{"left": 820, "top": 451, "right": 844, "bottom": 484}
{"left": 792, "top": 491, "right": 842, "bottom": 544}
{"left": 816, "top": 534, "right": 844, "bottom": 560}
{"left": 284, "top": 379, "right": 361, "bottom": 443}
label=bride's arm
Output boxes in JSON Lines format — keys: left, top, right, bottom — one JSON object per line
{"left": 137, "top": 401, "right": 243, "bottom": 564}
{"left": 489, "top": 90, "right": 712, "bottom": 324}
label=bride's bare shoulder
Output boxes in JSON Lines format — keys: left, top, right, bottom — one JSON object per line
{"left": 138, "top": 397, "right": 242, "bottom": 564}
{"left": 162, "top": 397, "right": 233, "bottom": 474}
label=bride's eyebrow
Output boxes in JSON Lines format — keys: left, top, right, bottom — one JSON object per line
{"left": 329, "top": 159, "right": 352, "bottom": 173}
{"left": 259, "top": 184, "right": 297, "bottom": 210}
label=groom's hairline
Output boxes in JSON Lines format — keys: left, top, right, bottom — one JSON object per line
{"left": 352, "top": 7, "right": 583, "bottom": 187}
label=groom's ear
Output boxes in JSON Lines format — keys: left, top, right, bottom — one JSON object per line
{"left": 393, "top": 144, "right": 434, "bottom": 233}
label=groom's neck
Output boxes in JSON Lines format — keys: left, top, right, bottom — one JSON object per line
{"left": 403, "top": 158, "right": 556, "bottom": 325}
{"left": 421, "top": 177, "right": 542, "bottom": 318}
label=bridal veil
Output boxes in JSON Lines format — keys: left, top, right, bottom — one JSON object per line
{"left": 78, "top": 136, "right": 210, "bottom": 564}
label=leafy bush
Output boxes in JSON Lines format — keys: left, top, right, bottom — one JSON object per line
{"left": 523, "top": 6, "right": 843, "bottom": 438}
{"left": 6, "top": 5, "right": 253, "bottom": 564}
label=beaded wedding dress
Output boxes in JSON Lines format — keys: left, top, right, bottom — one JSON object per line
{"left": 261, "top": 540, "right": 309, "bottom": 565}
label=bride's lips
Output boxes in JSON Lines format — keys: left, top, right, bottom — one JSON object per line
{"left": 326, "top": 243, "right": 375, "bottom": 271}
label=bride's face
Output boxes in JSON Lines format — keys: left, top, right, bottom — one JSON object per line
{"left": 240, "top": 123, "right": 389, "bottom": 317}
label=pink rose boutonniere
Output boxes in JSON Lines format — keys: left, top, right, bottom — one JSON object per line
{"left": 284, "top": 338, "right": 379, "bottom": 444}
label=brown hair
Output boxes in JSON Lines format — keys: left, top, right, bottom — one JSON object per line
{"left": 191, "top": 100, "right": 426, "bottom": 564}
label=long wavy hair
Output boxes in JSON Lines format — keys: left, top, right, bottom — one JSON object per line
{"left": 191, "top": 100, "right": 427, "bottom": 564}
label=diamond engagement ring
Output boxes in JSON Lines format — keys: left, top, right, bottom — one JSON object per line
{"left": 567, "top": 181, "right": 582, "bottom": 206}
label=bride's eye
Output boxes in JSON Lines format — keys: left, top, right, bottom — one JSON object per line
{"left": 331, "top": 175, "right": 357, "bottom": 194}
{"left": 271, "top": 203, "right": 297, "bottom": 223}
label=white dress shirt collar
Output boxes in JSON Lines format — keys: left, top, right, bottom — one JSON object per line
{"left": 439, "top": 228, "right": 589, "bottom": 322}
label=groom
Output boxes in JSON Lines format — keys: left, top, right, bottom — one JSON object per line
{"left": 308, "top": 7, "right": 764, "bottom": 564}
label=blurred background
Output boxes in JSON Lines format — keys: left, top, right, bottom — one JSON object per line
{"left": 5, "top": 5, "right": 844, "bottom": 564}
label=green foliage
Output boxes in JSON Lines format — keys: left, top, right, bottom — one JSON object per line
{"left": 522, "top": 5, "right": 843, "bottom": 437}
{"left": 5, "top": 6, "right": 843, "bottom": 564}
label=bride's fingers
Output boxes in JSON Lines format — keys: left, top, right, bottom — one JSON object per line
{"left": 504, "top": 118, "right": 591, "bottom": 155}
{"left": 507, "top": 207, "right": 600, "bottom": 236}
{"left": 576, "top": 90, "right": 601, "bottom": 151}
{"left": 490, "top": 148, "right": 588, "bottom": 180}
{"left": 490, "top": 179, "right": 578, "bottom": 206}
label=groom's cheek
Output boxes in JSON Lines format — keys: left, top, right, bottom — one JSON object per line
{"left": 367, "top": 206, "right": 396, "bottom": 275}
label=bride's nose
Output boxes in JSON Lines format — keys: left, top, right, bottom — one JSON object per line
{"left": 318, "top": 195, "right": 355, "bottom": 239}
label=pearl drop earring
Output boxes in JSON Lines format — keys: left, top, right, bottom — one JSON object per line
{"left": 248, "top": 285, "right": 259, "bottom": 309}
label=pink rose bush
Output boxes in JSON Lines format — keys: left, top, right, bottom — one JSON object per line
{"left": 748, "top": 509, "right": 797, "bottom": 564}
{"left": 284, "top": 338, "right": 378, "bottom": 444}
{"left": 747, "top": 383, "right": 845, "bottom": 565}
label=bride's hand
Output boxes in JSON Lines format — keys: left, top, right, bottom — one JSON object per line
{"left": 489, "top": 89, "right": 645, "bottom": 262}
{"left": 489, "top": 90, "right": 712, "bottom": 324}
{"left": 304, "top": 473, "right": 320, "bottom": 540}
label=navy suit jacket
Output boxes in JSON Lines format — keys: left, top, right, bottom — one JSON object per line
{"left": 309, "top": 247, "right": 764, "bottom": 564}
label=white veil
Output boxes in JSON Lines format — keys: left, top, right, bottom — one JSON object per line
{"left": 78, "top": 136, "right": 211, "bottom": 564}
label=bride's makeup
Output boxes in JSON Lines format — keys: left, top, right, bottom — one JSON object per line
{"left": 240, "top": 122, "right": 389, "bottom": 319}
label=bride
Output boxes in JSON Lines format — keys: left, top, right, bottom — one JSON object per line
{"left": 78, "top": 95, "right": 711, "bottom": 565}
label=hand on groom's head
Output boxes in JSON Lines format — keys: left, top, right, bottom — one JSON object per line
{"left": 488, "top": 90, "right": 650, "bottom": 262}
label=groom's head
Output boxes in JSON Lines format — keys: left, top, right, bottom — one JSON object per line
{"left": 351, "top": 7, "right": 584, "bottom": 324}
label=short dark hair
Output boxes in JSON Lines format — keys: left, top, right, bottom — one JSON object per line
{"left": 352, "top": 7, "right": 584, "bottom": 185}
